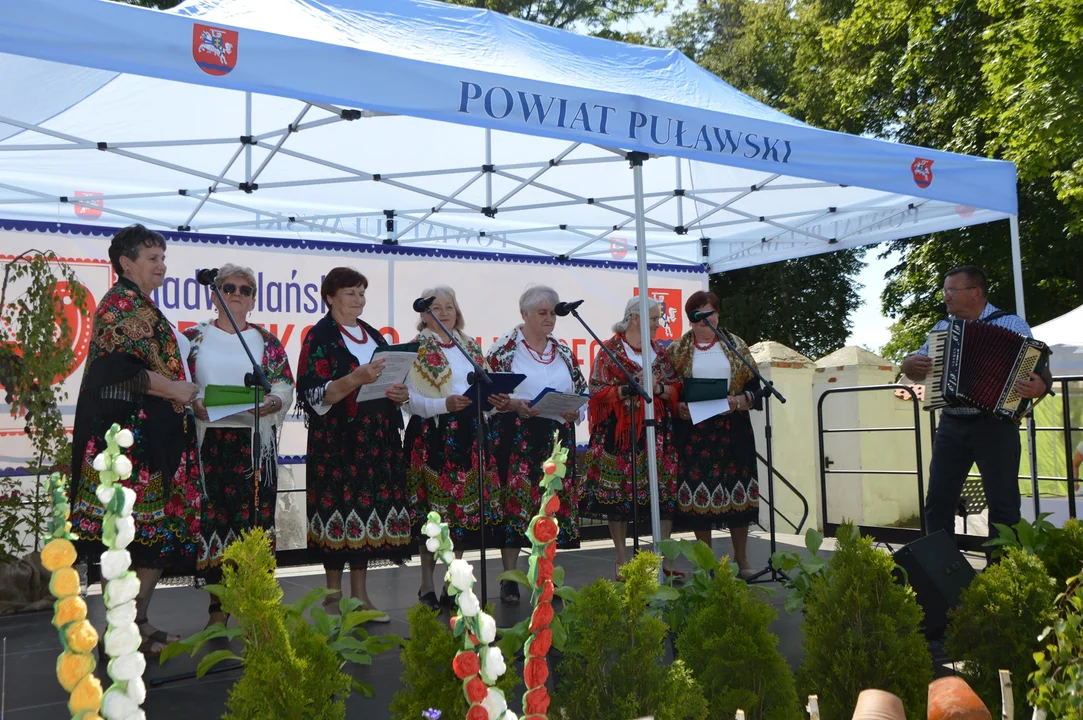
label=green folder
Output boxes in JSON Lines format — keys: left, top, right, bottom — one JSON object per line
{"left": 204, "top": 384, "right": 265, "bottom": 407}
{"left": 681, "top": 378, "right": 729, "bottom": 403}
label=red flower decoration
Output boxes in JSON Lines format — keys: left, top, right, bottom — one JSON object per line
{"left": 466, "top": 705, "right": 489, "bottom": 720}
{"left": 525, "top": 687, "right": 551, "bottom": 714}
{"left": 544, "top": 542, "right": 557, "bottom": 562}
{"left": 453, "top": 651, "right": 480, "bottom": 679}
{"left": 530, "top": 601, "right": 554, "bottom": 633}
{"left": 532, "top": 516, "right": 558, "bottom": 543}
{"left": 538, "top": 580, "right": 554, "bottom": 604}
{"left": 543, "top": 461, "right": 557, "bottom": 475}
{"left": 465, "top": 676, "right": 488, "bottom": 704}
{"left": 544, "top": 495, "right": 560, "bottom": 515}
{"left": 524, "top": 657, "right": 549, "bottom": 688}
{"left": 536, "top": 556, "right": 554, "bottom": 585}
{"left": 314, "top": 358, "right": 331, "bottom": 378}
{"left": 528, "top": 628, "right": 552, "bottom": 656}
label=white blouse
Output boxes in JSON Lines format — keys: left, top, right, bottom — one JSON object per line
{"left": 622, "top": 341, "right": 644, "bottom": 367}
{"left": 691, "top": 344, "right": 731, "bottom": 382}
{"left": 511, "top": 331, "right": 575, "bottom": 402}
{"left": 171, "top": 326, "right": 194, "bottom": 383}
{"left": 407, "top": 345, "right": 475, "bottom": 419}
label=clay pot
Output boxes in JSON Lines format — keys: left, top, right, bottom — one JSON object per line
{"left": 852, "top": 689, "right": 906, "bottom": 720}
{"left": 927, "top": 677, "right": 991, "bottom": 720}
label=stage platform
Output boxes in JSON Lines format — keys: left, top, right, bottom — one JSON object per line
{"left": 0, "top": 530, "right": 975, "bottom": 718}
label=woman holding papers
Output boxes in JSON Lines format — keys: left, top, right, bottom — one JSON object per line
{"left": 296, "top": 267, "right": 412, "bottom": 619}
{"left": 405, "top": 284, "right": 496, "bottom": 610}
{"left": 185, "top": 263, "right": 294, "bottom": 626}
{"left": 69, "top": 224, "right": 201, "bottom": 657}
{"left": 667, "top": 290, "right": 760, "bottom": 578}
{"left": 487, "top": 285, "right": 587, "bottom": 605}
{"left": 581, "top": 296, "right": 681, "bottom": 579}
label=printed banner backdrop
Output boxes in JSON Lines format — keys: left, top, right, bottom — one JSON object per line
{"left": 0, "top": 227, "right": 705, "bottom": 469}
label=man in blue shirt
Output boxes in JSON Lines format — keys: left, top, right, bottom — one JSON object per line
{"left": 901, "top": 265, "right": 1048, "bottom": 545}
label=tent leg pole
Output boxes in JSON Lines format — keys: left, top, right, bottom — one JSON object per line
{"left": 630, "top": 154, "right": 662, "bottom": 552}
{"left": 245, "top": 92, "right": 252, "bottom": 184}
{"left": 1009, "top": 214, "right": 1025, "bottom": 320}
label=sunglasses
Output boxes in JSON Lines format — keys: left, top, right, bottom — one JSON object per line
{"left": 222, "top": 283, "right": 254, "bottom": 297}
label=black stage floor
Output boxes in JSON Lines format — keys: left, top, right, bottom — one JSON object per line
{"left": 0, "top": 531, "right": 935, "bottom": 719}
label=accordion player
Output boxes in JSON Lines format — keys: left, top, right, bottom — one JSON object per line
{"left": 923, "top": 318, "right": 1051, "bottom": 421}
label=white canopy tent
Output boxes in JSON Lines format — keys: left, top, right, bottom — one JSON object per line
{"left": 0, "top": 0, "right": 1023, "bottom": 543}
{"left": 1034, "top": 305, "right": 1083, "bottom": 377}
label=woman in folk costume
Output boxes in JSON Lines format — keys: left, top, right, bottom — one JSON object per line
{"left": 405, "top": 285, "right": 498, "bottom": 610}
{"left": 667, "top": 290, "right": 761, "bottom": 577}
{"left": 69, "top": 224, "right": 201, "bottom": 657}
{"left": 185, "top": 263, "right": 294, "bottom": 626}
{"left": 486, "top": 285, "right": 587, "bottom": 605}
{"left": 296, "top": 267, "right": 412, "bottom": 619}
{"left": 581, "top": 296, "right": 681, "bottom": 579}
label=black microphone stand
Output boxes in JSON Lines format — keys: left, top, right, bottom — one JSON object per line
{"left": 420, "top": 306, "right": 494, "bottom": 602}
{"left": 562, "top": 306, "right": 653, "bottom": 553}
{"left": 697, "top": 315, "right": 789, "bottom": 584}
{"left": 206, "top": 279, "right": 273, "bottom": 530}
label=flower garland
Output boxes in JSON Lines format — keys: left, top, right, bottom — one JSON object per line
{"left": 41, "top": 471, "right": 104, "bottom": 719}
{"left": 420, "top": 511, "right": 517, "bottom": 720}
{"left": 520, "top": 438, "right": 567, "bottom": 720}
{"left": 92, "top": 424, "right": 147, "bottom": 720}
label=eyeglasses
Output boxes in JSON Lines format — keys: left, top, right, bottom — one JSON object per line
{"left": 222, "top": 283, "right": 254, "bottom": 297}
{"left": 940, "top": 286, "right": 979, "bottom": 298}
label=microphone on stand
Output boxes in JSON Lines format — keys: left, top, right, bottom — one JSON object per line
{"left": 554, "top": 299, "right": 584, "bottom": 317}
{"left": 196, "top": 268, "right": 219, "bottom": 286}
{"left": 689, "top": 309, "right": 717, "bottom": 323}
{"left": 935, "top": 301, "right": 948, "bottom": 317}
{"left": 412, "top": 296, "right": 436, "bottom": 313}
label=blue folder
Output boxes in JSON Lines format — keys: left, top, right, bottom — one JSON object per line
{"left": 464, "top": 372, "right": 526, "bottom": 411}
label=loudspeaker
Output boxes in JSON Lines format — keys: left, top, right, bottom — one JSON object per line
{"left": 892, "top": 530, "right": 976, "bottom": 639}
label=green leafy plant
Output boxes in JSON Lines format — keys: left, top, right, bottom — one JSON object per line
{"left": 162, "top": 529, "right": 400, "bottom": 718}
{"left": 986, "top": 515, "right": 1083, "bottom": 590}
{"left": 497, "top": 563, "right": 577, "bottom": 657}
{"left": 945, "top": 546, "right": 1058, "bottom": 719}
{"left": 772, "top": 526, "right": 841, "bottom": 614}
{"left": 0, "top": 250, "right": 88, "bottom": 558}
{"left": 1028, "top": 571, "right": 1083, "bottom": 718}
{"left": 550, "top": 551, "right": 708, "bottom": 720}
{"left": 0, "top": 475, "right": 33, "bottom": 565}
{"left": 652, "top": 537, "right": 748, "bottom": 637}
{"left": 390, "top": 604, "right": 519, "bottom": 720}
{"left": 797, "top": 522, "right": 932, "bottom": 720}
{"left": 675, "top": 559, "right": 802, "bottom": 720}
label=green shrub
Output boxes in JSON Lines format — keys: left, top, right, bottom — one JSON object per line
{"left": 797, "top": 522, "right": 932, "bottom": 720}
{"left": 390, "top": 603, "right": 519, "bottom": 720}
{"left": 552, "top": 551, "right": 708, "bottom": 720}
{"left": 945, "top": 546, "right": 1058, "bottom": 719}
{"left": 1028, "top": 571, "right": 1083, "bottom": 718}
{"left": 1038, "top": 518, "right": 1083, "bottom": 589}
{"left": 772, "top": 526, "right": 842, "bottom": 614}
{"left": 164, "top": 529, "right": 400, "bottom": 719}
{"left": 675, "top": 562, "right": 802, "bottom": 720}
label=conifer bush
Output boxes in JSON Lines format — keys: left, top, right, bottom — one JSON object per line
{"left": 675, "top": 561, "right": 802, "bottom": 720}
{"left": 797, "top": 522, "right": 932, "bottom": 720}
{"left": 551, "top": 551, "right": 707, "bottom": 720}
{"left": 945, "top": 546, "right": 1058, "bottom": 719}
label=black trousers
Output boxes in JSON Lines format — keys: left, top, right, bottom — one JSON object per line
{"left": 924, "top": 413, "right": 1022, "bottom": 543}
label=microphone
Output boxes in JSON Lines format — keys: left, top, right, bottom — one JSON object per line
{"left": 689, "top": 309, "right": 717, "bottom": 323}
{"left": 196, "top": 268, "right": 218, "bottom": 286}
{"left": 412, "top": 296, "right": 436, "bottom": 313}
{"left": 554, "top": 300, "right": 584, "bottom": 317}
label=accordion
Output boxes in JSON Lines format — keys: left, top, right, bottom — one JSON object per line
{"left": 923, "top": 318, "right": 1050, "bottom": 421}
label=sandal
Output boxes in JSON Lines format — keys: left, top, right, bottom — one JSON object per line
{"left": 418, "top": 590, "right": 441, "bottom": 612}
{"left": 500, "top": 579, "right": 520, "bottom": 605}
{"left": 136, "top": 618, "right": 180, "bottom": 658}
{"left": 206, "top": 602, "right": 230, "bottom": 628}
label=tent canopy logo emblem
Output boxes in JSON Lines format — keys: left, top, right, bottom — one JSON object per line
{"left": 193, "top": 24, "right": 238, "bottom": 76}
{"left": 633, "top": 287, "right": 682, "bottom": 344}
{"left": 911, "top": 158, "right": 934, "bottom": 189}
{"left": 73, "top": 191, "right": 103, "bottom": 219}
{"left": 610, "top": 237, "right": 629, "bottom": 260}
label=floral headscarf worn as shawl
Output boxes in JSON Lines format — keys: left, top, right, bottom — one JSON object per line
{"left": 486, "top": 325, "right": 587, "bottom": 396}
{"left": 587, "top": 334, "right": 679, "bottom": 447}
{"left": 667, "top": 327, "right": 757, "bottom": 395}
{"left": 409, "top": 328, "right": 485, "bottom": 399}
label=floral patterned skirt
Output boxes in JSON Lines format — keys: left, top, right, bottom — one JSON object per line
{"left": 672, "top": 412, "right": 760, "bottom": 530}
{"left": 489, "top": 414, "right": 579, "bottom": 549}
{"left": 405, "top": 408, "right": 501, "bottom": 550}
{"left": 196, "top": 427, "right": 277, "bottom": 578}
{"left": 306, "top": 406, "right": 413, "bottom": 568}
{"left": 580, "top": 413, "right": 678, "bottom": 523}
{"left": 70, "top": 425, "right": 202, "bottom": 575}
